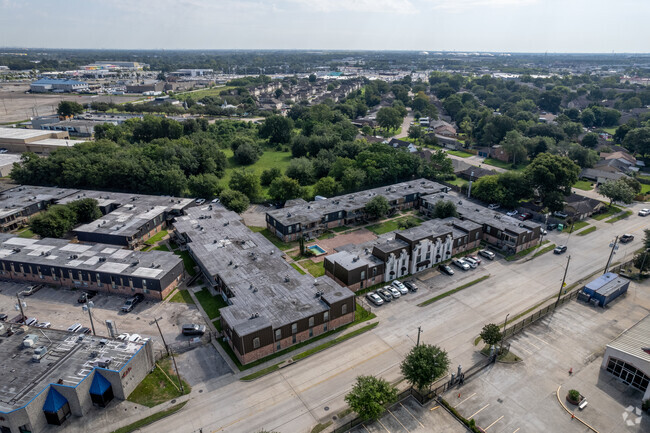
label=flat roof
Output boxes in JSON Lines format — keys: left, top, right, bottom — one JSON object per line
{"left": 174, "top": 206, "right": 354, "bottom": 335}
{"left": 0, "top": 233, "right": 181, "bottom": 279}
{"left": 0, "top": 128, "right": 56, "bottom": 141}
{"left": 607, "top": 314, "right": 650, "bottom": 364}
{"left": 267, "top": 179, "right": 447, "bottom": 227}
{"left": 584, "top": 272, "right": 628, "bottom": 297}
{"left": 0, "top": 327, "right": 146, "bottom": 411}
{"left": 0, "top": 185, "right": 77, "bottom": 220}
{"left": 29, "top": 138, "right": 88, "bottom": 147}
{"left": 0, "top": 153, "right": 21, "bottom": 166}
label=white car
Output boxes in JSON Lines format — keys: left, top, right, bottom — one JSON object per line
{"left": 452, "top": 258, "right": 471, "bottom": 271}
{"left": 554, "top": 211, "right": 568, "bottom": 218}
{"left": 488, "top": 204, "right": 500, "bottom": 210}
{"left": 479, "top": 250, "right": 496, "bottom": 260}
{"left": 387, "top": 286, "right": 401, "bottom": 298}
{"left": 117, "top": 333, "right": 130, "bottom": 341}
{"left": 195, "top": 198, "right": 206, "bottom": 205}
{"left": 211, "top": 198, "right": 220, "bottom": 204}
{"left": 506, "top": 210, "right": 518, "bottom": 217}
{"left": 67, "top": 323, "right": 82, "bottom": 332}
{"left": 128, "top": 334, "right": 142, "bottom": 343}
{"left": 639, "top": 209, "right": 650, "bottom": 217}
{"left": 463, "top": 257, "right": 478, "bottom": 268}
{"left": 391, "top": 280, "right": 408, "bottom": 295}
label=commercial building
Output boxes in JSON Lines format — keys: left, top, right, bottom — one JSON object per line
{"left": 601, "top": 314, "right": 650, "bottom": 401}
{"left": 30, "top": 78, "right": 89, "bottom": 93}
{"left": 170, "top": 69, "right": 214, "bottom": 77}
{"left": 266, "top": 179, "right": 448, "bottom": 242}
{"left": 174, "top": 205, "right": 356, "bottom": 365}
{"left": 0, "top": 154, "right": 22, "bottom": 177}
{"left": 579, "top": 272, "right": 629, "bottom": 307}
{"left": 0, "top": 326, "right": 155, "bottom": 433}
{"left": 0, "top": 233, "right": 184, "bottom": 299}
{"left": 83, "top": 61, "right": 147, "bottom": 71}
{"left": 0, "top": 128, "right": 84, "bottom": 154}
{"left": 125, "top": 81, "right": 165, "bottom": 94}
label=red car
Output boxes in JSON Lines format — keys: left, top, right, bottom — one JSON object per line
{"left": 518, "top": 213, "right": 532, "bottom": 221}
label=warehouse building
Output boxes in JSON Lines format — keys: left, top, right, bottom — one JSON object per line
{"left": 0, "top": 233, "right": 184, "bottom": 299}
{"left": 0, "top": 326, "right": 154, "bottom": 433}
{"left": 0, "top": 128, "right": 83, "bottom": 154}
{"left": 30, "top": 78, "right": 89, "bottom": 93}
{"left": 601, "top": 314, "right": 650, "bottom": 402}
{"left": 579, "top": 272, "right": 629, "bottom": 307}
{"left": 174, "top": 205, "right": 356, "bottom": 365}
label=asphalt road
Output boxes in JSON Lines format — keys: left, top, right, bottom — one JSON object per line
{"left": 140, "top": 202, "right": 649, "bottom": 433}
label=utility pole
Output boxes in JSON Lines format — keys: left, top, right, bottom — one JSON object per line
{"left": 416, "top": 326, "right": 422, "bottom": 346}
{"left": 152, "top": 317, "right": 170, "bottom": 356}
{"left": 604, "top": 236, "right": 619, "bottom": 274}
{"left": 170, "top": 351, "right": 184, "bottom": 393}
{"left": 16, "top": 293, "right": 25, "bottom": 322}
{"left": 83, "top": 302, "right": 96, "bottom": 336}
{"left": 151, "top": 317, "right": 183, "bottom": 392}
{"left": 555, "top": 255, "right": 571, "bottom": 308}
{"left": 467, "top": 171, "right": 474, "bottom": 199}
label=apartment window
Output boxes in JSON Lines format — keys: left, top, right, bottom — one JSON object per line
{"left": 324, "top": 311, "right": 329, "bottom": 322}
{"left": 475, "top": 232, "right": 480, "bottom": 240}
{"left": 292, "top": 323, "right": 297, "bottom": 334}
{"left": 253, "top": 337, "right": 260, "bottom": 349}
{"left": 372, "top": 267, "right": 377, "bottom": 277}
{"left": 1, "top": 426, "right": 11, "bottom": 433}
{"left": 287, "top": 226, "right": 292, "bottom": 234}
{"left": 276, "top": 342, "right": 281, "bottom": 351}
{"left": 338, "top": 211, "right": 343, "bottom": 219}
{"left": 486, "top": 226, "right": 491, "bottom": 234}
{"left": 309, "top": 328, "right": 313, "bottom": 337}
{"left": 292, "top": 335, "right": 296, "bottom": 344}
{"left": 19, "top": 425, "right": 32, "bottom": 433}
{"left": 275, "top": 329, "right": 282, "bottom": 341}
{"left": 360, "top": 271, "right": 365, "bottom": 280}
{"left": 324, "top": 324, "right": 328, "bottom": 332}
{"left": 342, "top": 304, "right": 348, "bottom": 315}
{"left": 308, "top": 317, "right": 314, "bottom": 327}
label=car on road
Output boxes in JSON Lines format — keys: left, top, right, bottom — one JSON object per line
{"left": 366, "top": 292, "right": 384, "bottom": 306}
{"left": 439, "top": 264, "right": 454, "bottom": 275}
{"left": 620, "top": 234, "right": 634, "bottom": 243}
{"left": 452, "top": 258, "right": 471, "bottom": 271}
{"left": 77, "top": 291, "right": 97, "bottom": 304}
{"left": 67, "top": 323, "right": 82, "bottom": 332}
{"left": 403, "top": 281, "right": 418, "bottom": 292}
{"left": 554, "top": 245, "right": 568, "bottom": 254}
{"left": 19, "top": 284, "right": 44, "bottom": 297}
{"left": 518, "top": 212, "right": 532, "bottom": 221}
{"left": 387, "top": 286, "right": 401, "bottom": 298}
{"left": 479, "top": 250, "right": 496, "bottom": 260}
{"left": 506, "top": 210, "right": 518, "bottom": 217}
{"left": 639, "top": 208, "right": 650, "bottom": 217}
{"left": 553, "top": 211, "right": 568, "bottom": 218}
{"left": 121, "top": 293, "right": 144, "bottom": 312}
{"left": 488, "top": 204, "right": 500, "bottom": 210}
{"left": 195, "top": 198, "right": 206, "bottom": 205}
{"left": 464, "top": 256, "right": 479, "bottom": 268}
{"left": 391, "top": 280, "right": 408, "bottom": 295}
{"left": 376, "top": 287, "right": 393, "bottom": 302}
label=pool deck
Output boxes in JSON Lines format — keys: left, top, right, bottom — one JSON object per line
{"left": 307, "top": 229, "right": 378, "bottom": 262}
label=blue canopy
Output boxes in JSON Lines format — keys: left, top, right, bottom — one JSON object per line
{"left": 89, "top": 373, "right": 111, "bottom": 395}
{"left": 42, "top": 387, "right": 68, "bottom": 413}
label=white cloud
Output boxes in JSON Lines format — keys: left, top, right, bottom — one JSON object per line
{"left": 429, "top": 0, "right": 539, "bottom": 12}
{"left": 286, "top": 0, "right": 417, "bottom": 14}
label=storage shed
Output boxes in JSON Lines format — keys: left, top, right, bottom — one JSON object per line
{"left": 581, "top": 272, "right": 629, "bottom": 307}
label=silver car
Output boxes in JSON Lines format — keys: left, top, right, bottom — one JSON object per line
{"left": 463, "top": 256, "right": 478, "bottom": 268}
{"left": 387, "top": 286, "right": 401, "bottom": 298}
{"left": 391, "top": 280, "right": 408, "bottom": 295}
{"left": 452, "top": 258, "right": 470, "bottom": 271}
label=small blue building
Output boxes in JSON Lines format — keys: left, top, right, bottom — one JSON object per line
{"left": 581, "top": 272, "right": 629, "bottom": 307}
{"left": 30, "top": 78, "right": 89, "bottom": 93}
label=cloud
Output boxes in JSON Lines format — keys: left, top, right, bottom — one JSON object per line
{"left": 428, "top": 0, "right": 539, "bottom": 12}
{"left": 286, "top": 0, "right": 417, "bottom": 14}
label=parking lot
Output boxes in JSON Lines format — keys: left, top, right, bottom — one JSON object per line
{"left": 349, "top": 395, "right": 466, "bottom": 433}
{"left": 448, "top": 282, "right": 650, "bottom": 433}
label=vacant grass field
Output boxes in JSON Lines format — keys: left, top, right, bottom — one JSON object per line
{"left": 573, "top": 179, "right": 593, "bottom": 191}
{"left": 299, "top": 259, "right": 325, "bottom": 277}
{"left": 168, "top": 289, "right": 195, "bottom": 304}
{"left": 220, "top": 149, "right": 297, "bottom": 199}
{"left": 174, "top": 86, "right": 236, "bottom": 101}
{"left": 447, "top": 177, "right": 469, "bottom": 187}
{"left": 127, "top": 358, "right": 190, "bottom": 407}
{"left": 446, "top": 149, "right": 474, "bottom": 158}
{"left": 366, "top": 215, "right": 424, "bottom": 235}
{"left": 194, "top": 288, "right": 228, "bottom": 319}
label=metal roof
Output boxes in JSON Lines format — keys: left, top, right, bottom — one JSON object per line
{"left": 607, "top": 314, "right": 650, "bottom": 364}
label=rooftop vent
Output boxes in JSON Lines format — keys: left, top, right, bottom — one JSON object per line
{"left": 99, "top": 257, "right": 106, "bottom": 262}
{"left": 228, "top": 260, "right": 233, "bottom": 266}
{"left": 132, "top": 260, "right": 139, "bottom": 266}
{"left": 253, "top": 288, "right": 258, "bottom": 293}
{"left": 284, "top": 276, "right": 290, "bottom": 283}
{"left": 224, "top": 222, "right": 229, "bottom": 226}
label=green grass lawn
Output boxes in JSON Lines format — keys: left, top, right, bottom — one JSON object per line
{"left": 446, "top": 149, "right": 474, "bottom": 158}
{"left": 168, "top": 290, "right": 195, "bottom": 304}
{"left": 532, "top": 243, "right": 557, "bottom": 258}
{"left": 593, "top": 205, "right": 623, "bottom": 221}
{"left": 601, "top": 127, "right": 617, "bottom": 135}
{"left": 290, "top": 263, "right": 306, "bottom": 275}
{"left": 153, "top": 244, "right": 170, "bottom": 252}
{"left": 17, "top": 228, "right": 35, "bottom": 238}
{"left": 576, "top": 226, "right": 597, "bottom": 236}
{"left": 483, "top": 158, "right": 513, "bottom": 170}
{"left": 174, "top": 85, "right": 236, "bottom": 101}
{"left": 447, "top": 177, "right": 469, "bottom": 187}
{"left": 317, "top": 232, "right": 335, "bottom": 240}
{"left": 194, "top": 288, "right": 228, "bottom": 320}
{"left": 145, "top": 230, "right": 168, "bottom": 246}
{"left": 606, "top": 210, "right": 633, "bottom": 223}
{"left": 299, "top": 259, "right": 325, "bottom": 277}
{"left": 174, "top": 250, "right": 197, "bottom": 276}
{"left": 248, "top": 226, "right": 297, "bottom": 251}
{"left": 127, "top": 358, "right": 190, "bottom": 407}
{"left": 569, "top": 221, "right": 589, "bottom": 233}
{"left": 505, "top": 240, "right": 550, "bottom": 261}
{"left": 640, "top": 183, "right": 650, "bottom": 195}
{"left": 366, "top": 215, "right": 424, "bottom": 235}
{"left": 573, "top": 179, "right": 593, "bottom": 191}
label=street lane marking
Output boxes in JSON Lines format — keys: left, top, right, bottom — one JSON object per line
{"left": 455, "top": 392, "right": 476, "bottom": 407}
{"left": 377, "top": 418, "right": 391, "bottom": 432}
{"left": 529, "top": 333, "right": 550, "bottom": 345}
{"left": 484, "top": 415, "right": 504, "bottom": 430}
{"left": 468, "top": 404, "right": 490, "bottom": 419}
{"left": 388, "top": 408, "right": 409, "bottom": 432}
{"left": 400, "top": 402, "right": 425, "bottom": 428}
{"left": 512, "top": 428, "right": 520, "bottom": 433}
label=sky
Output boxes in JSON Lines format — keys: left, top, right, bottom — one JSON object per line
{"left": 1, "top": 0, "right": 649, "bottom": 53}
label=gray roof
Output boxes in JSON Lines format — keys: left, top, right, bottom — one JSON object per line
{"left": 267, "top": 179, "right": 447, "bottom": 227}
{"left": 325, "top": 250, "right": 382, "bottom": 271}
{"left": 607, "top": 314, "right": 650, "bottom": 364}
{"left": 0, "top": 327, "right": 147, "bottom": 411}
{"left": 0, "top": 233, "right": 181, "bottom": 280}
{"left": 0, "top": 185, "right": 77, "bottom": 220}
{"left": 173, "top": 206, "right": 354, "bottom": 336}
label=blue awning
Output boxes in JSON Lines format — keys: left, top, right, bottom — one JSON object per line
{"left": 43, "top": 387, "right": 68, "bottom": 413}
{"left": 89, "top": 373, "right": 112, "bottom": 395}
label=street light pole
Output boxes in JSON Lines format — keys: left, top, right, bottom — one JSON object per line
{"left": 83, "top": 302, "right": 97, "bottom": 336}
{"left": 416, "top": 326, "right": 422, "bottom": 347}
{"left": 467, "top": 171, "right": 474, "bottom": 199}
{"left": 16, "top": 293, "right": 25, "bottom": 322}
{"left": 604, "top": 236, "right": 619, "bottom": 274}
{"left": 555, "top": 255, "right": 571, "bottom": 308}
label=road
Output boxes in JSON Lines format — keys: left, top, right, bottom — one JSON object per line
{"left": 392, "top": 109, "right": 414, "bottom": 139}
{"left": 139, "top": 202, "right": 648, "bottom": 433}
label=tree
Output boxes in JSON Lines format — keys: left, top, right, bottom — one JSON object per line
{"left": 313, "top": 176, "right": 339, "bottom": 197}
{"left": 268, "top": 176, "right": 305, "bottom": 202}
{"left": 30, "top": 204, "right": 77, "bottom": 238}
{"left": 285, "top": 157, "right": 314, "bottom": 186}
{"left": 480, "top": 324, "right": 502, "bottom": 347}
{"left": 407, "top": 125, "right": 422, "bottom": 140}
{"left": 432, "top": 200, "right": 458, "bottom": 219}
{"left": 621, "top": 176, "right": 642, "bottom": 194}
{"left": 581, "top": 132, "right": 599, "bottom": 148}
{"left": 400, "top": 344, "right": 450, "bottom": 391}
{"left": 56, "top": 100, "right": 84, "bottom": 117}
{"left": 472, "top": 175, "right": 507, "bottom": 205}
{"left": 188, "top": 173, "right": 222, "bottom": 199}
{"left": 599, "top": 178, "right": 635, "bottom": 206}
{"left": 341, "top": 167, "right": 366, "bottom": 191}
{"left": 219, "top": 189, "right": 250, "bottom": 213}
{"left": 260, "top": 167, "right": 282, "bottom": 186}
{"left": 568, "top": 144, "right": 598, "bottom": 168}
{"left": 524, "top": 153, "right": 580, "bottom": 206}
{"left": 344, "top": 375, "right": 398, "bottom": 421}
{"left": 259, "top": 115, "right": 293, "bottom": 145}
{"left": 68, "top": 198, "right": 101, "bottom": 224}
{"left": 234, "top": 142, "right": 262, "bottom": 165}
{"left": 376, "top": 107, "right": 402, "bottom": 131}
{"left": 500, "top": 130, "right": 528, "bottom": 165}
{"left": 229, "top": 169, "right": 261, "bottom": 201}
{"left": 623, "top": 127, "right": 650, "bottom": 156}
{"left": 308, "top": 74, "right": 317, "bottom": 83}
{"left": 364, "top": 196, "right": 390, "bottom": 219}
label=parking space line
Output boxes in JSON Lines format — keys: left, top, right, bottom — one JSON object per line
{"left": 388, "top": 408, "right": 409, "bottom": 432}
{"left": 468, "top": 404, "right": 490, "bottom": 419}
{"left": 400, "top": 402, "right": 424, "bottom": 428}
{"left": 361, "top": 424, "right": 371, "bottom": 433}
{"left": 377, "top": 418, "right": 391, "bottom": 433}
{"left": 484, "top": 415, "right": 504, "bottom": 430}
{"left": 523, "top": 338, "right": 540, "bottom": 350}
{"left": 454, "top": 392, "right": 476, "bottom": 407}
{"left": 513, "top": 343, "right": 532, "bottom": 355}
{"left": 529, "top": 333, "right": 550, "bottom": 345}
{"left": 512, "top": 428, "right": 520, "bottom": 433}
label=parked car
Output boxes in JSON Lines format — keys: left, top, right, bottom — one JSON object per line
{"left": 25, "top": 317, "right": 38, "bottom": 326}
{"left": 403, "top": 281, "right": 418, "bottom": 292}
{"left": 77, "top": 327, "right": 92, "bottom": 335}
{"left": 0, "top": 313, "right": 7, "bottom": 321}
{"left": 452, "top": 258, "right": 471, "bottom": 271}
{"left": 506, "top": 210, "right": 518, "bottom": 217}
{"left": 77, "top": 291, "right": 97, "bottom": 304}
{"left": 620, "top": 234, "right": 634, "bottom": 243}
{"left": 439, "top": 264, "right": 454, "bottom": 275}
{"left": 387, "top": 286, "right": 401, "bottom": 298}
{"left": 468, "top": 254, "right": 481, "bottom": 265}
{"left": 639, "top": 208, "right": 650, "bottom": 217}
{"left": 547, "top": 223, "right": 558, "bottom": 231}
{"left": 392, "top": 280, "right": 408, "bottom": 295}
{"left": 553, "top": 211, "right": 568, "bottom": 218}
{"left": 366, "top": 292, "right": 384, "bottom": 306}
{"left": 19, "top": 284, "right": 44, "bottom": 297}
{"left": 121, "top": 293, "right": 144, "bottom": 312}
{"left": 36, "top": 322, "right": 51, "bottom": 328}
{"left": 195, "top": 198, "right": 206, "bottom": 205}
{"left": 554, "top": 245, "right": 568, "bottom": 254}
{"left": 182, "top": 323, "right": 206, "bottom": 336}
{"left": 67, "top": 323, "right": 82, "bottom": 332}
{"left": 488, "top": 204, "right": 500, "bottom": 210}
{"left": 540, "top": 228, "right": 547, "bottom": 235}
{"left": 518, "top": 213, "right": 532, "bottom": 221}
{"left": 211, "top": 198, "right": 220, "bottom": 204}
{"left": 117, "top": 333, "right": 130, "bottom": 341}
{"left": 127, "top": 333, "right": 141, "bottom": 342}
{"left": 376, "top": 288, "right": 393, "bottom": 302}
{"left": 479, "top": 250, "right": 495, "bottom": 260}
{"left": 463, "top": 256, "right": 479, "bottom": 268}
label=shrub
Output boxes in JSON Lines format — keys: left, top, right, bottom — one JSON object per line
{"left": 567, "top": 389, "right": 580, "bottom": 403}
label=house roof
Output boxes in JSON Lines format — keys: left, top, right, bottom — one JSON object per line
{"left": 600, "top": 151, "right": 636, "bottom": 165}
{"left": 457, "top": 166, "right": 496, "bottom": 179}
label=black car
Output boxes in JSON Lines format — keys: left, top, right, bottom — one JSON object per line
{"left": 554, "top": 245, "right": 568, "bottom": 254}
{"left": 77, "top": 291, "right": 98, "bottom": 304}
{"left": 403, "top": 281, "right": 418, "bottom": 292}
{"left": 439, "top": 264, "right": 454, "bottom": 275}
{"left": 547, "top": 223, "right": 558, "bottom": 231}
{"left": 0, "top": 313, "right": 7, "bottom": 321}
{"left": 77, "top": 327, "right": 92, "bottom": 334}
{"left": 620, "top": 234, "right": 634, "bottom": 244}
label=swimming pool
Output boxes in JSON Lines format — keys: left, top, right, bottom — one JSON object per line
{"left": 307, "top": 245, "right": 326, "bottom": 256}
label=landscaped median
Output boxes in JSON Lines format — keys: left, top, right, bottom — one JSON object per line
{"left": 418, "top": 275, "right": 490, "bottom": 307}
{"left": 576, "top": 226, "right": 597, "bottom": 236}
{"left": 110, "top": 401, "right": 187, "bottom": 433}
{"left": 606, "top": 210, "right": 632, "bottom": 223}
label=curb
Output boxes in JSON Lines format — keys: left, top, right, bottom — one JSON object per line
{"left": 555, "top": 385, "right": 600, "bottom": 433}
